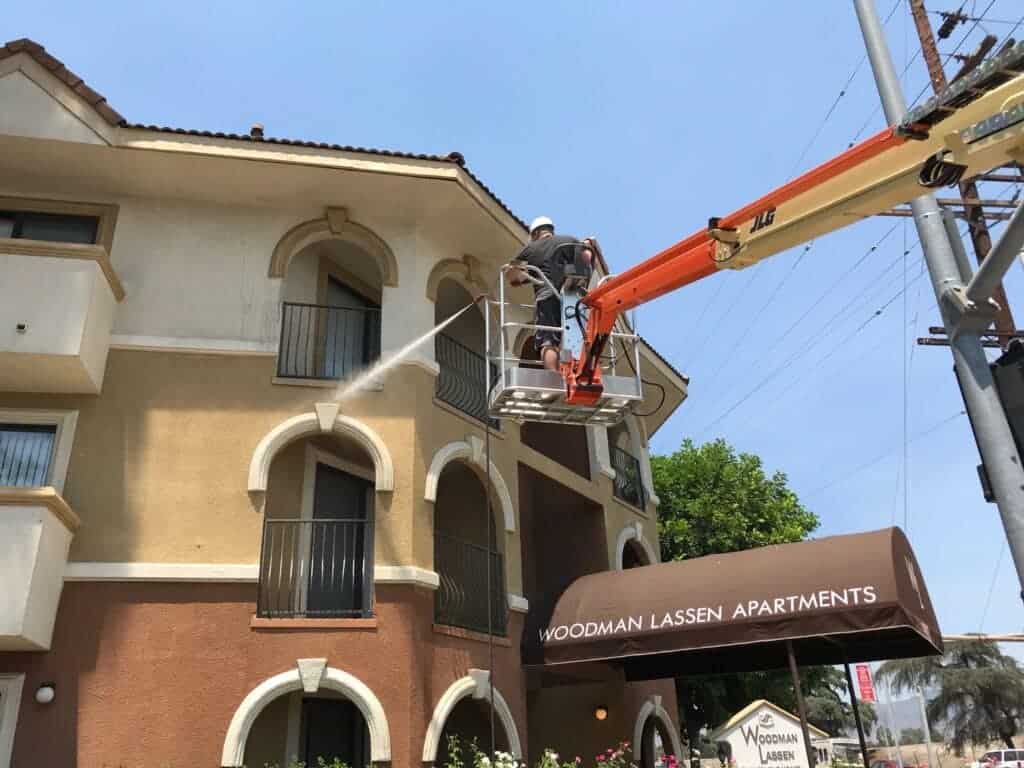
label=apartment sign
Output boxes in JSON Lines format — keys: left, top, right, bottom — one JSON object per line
{"left": 715, "top": 703, "right": 817, "bottom": 768}
{"left": 855, "top": 664, "right": 876, "bottom": 703}
{"left": 539, "top": 585, "right": 879, "bottom": 644}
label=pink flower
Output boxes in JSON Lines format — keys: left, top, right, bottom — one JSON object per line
{"left": 597, "top": 756, "right": 606, "bottom": 763}
{"left": 575, "top": 759, "right": 582, "bottom": 765}
{"left": 607, "top": 749, "right": 615, "bottom": 755}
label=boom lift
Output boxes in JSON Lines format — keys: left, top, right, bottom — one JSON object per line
{"left": 486, "top": 41, "right": 1024, "bottom": 426}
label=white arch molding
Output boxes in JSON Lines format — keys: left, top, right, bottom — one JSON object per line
{"left": 615, "top": 521, "right": 658, "bottom": 569}
{"left": 221, "top": 663, "right": 392, "bottom": 766}
{"left": 424, "top": 438, "right": 515, "bottom": 532}
{"left": 422, "top": 670, "right": 523, "bottom": 763}
{"left": 248, "top": 406, "right": 394, "bottom": 495}
{"left": 632, "top": 695, "right": 683, "bottom": 764}
{"left": 269, "top": 207, "right": 399, "bottom": 287}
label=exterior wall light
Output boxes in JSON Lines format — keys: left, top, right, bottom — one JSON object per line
{"left": 595, "top": 705, "right": 608, "bottom": 721}
{"left": 35, "top": 683, "right": 55, "bottom": 704}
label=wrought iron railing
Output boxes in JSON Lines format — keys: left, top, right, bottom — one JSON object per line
{"left": 435, "top": 333, "right": 498, "bottom": 427}
{"left": 277, "top": 302, "right": 381, "bottom": 380}
{"left": 434, "top": 531, "right": 507, "bottom": 636}
{"left": 257, "top": 518, "right": 373, "bottom": 618}
{"left": 611, "top": 445, "right": 646, "bottom": 509}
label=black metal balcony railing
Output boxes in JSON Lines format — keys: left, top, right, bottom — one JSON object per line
{"left": 435, "top": 333, "right": 499, "bottom": 427}
{"left": 277, "top": 302, "right": 381, "bottom": 380}
{"left": 257, "top": 518, "right": 373, "bottom": 618}
{"left": 434, "top": 531, "right": 507, "bottom": 636}
{"left": 611, "top": 445, "right": 646, "bottom": 509}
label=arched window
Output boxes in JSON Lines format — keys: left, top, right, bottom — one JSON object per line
{"left": 222, "top": 664, "right": 391, "bottom": 768}
{"left": 434, "top": 278, "right": 494, "bottom": 425}
{"left": 608, "top": 420, "right": 646, "bottom": 509}
{"left": 277, "top": 237, "right": 383, "bottom": 381}
{"left": 258, "top": 432, "right": 377, "bottom": 619}
{"left": 434, "top": 461, "right": 506, "bottom": 635}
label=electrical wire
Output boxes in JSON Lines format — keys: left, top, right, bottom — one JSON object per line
{"left": 802, "top": 409, "right": 967, "bottom": 498}
{"left": 979, "top": 540, "right": 1006, "bottom": 632}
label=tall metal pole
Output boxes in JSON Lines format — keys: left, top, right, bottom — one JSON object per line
{"left": 917, "top": 688, "right": 937, "bottom": 768}
{"left": 884, "top": 682, "right": 904, "bottom": 768}
{"left": 843, "top": 661, "right": 871, "bottom": 768}
{"left": 907, "top": 0, "right": 1017, "bottom": 348}
{"left": 854, "top": 0, "right": 1024, "bottom": 603}
{"left": 786, "top": 641, "right": 817, "bottom": 768}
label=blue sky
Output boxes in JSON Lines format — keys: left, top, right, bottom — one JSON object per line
{"left": 8, "top": 2, "right": 1024, "bottom": 642}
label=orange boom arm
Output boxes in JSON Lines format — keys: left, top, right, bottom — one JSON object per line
{"left": 563, "top": 45, "right": 1024, "bottom": 405}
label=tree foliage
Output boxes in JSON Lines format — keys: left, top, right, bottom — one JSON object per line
{"left": 876, "top": 640, "right": 1024, "bottom": 753}
{"left": 653, "top": 439, "right": 824, "bottom": 760}
{"left": 653, "top": 439, "right": 819, "bottom": 561}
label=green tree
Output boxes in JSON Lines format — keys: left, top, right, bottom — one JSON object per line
{"left": 805, "top": 685, "right": 878, "bottom": 737}
{"left": 875, "top": 726, "right": 894, "bottom": 747}
{"left": 876, "top": 640, "right": 1024, "bottom": 754}
{"left": 653, "top": 439, "right": 820, "bottom": 763}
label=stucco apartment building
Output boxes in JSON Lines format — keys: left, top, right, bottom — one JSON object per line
{"left": 0, "top": 39, "right": 689, "bottom": 768}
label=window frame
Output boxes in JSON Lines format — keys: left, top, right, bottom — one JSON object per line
{"left": 0, "top": 409, "right": 79, "bottom": 493}
{"left": 0, "top": 196, "right": 118, "bottom": 252}
{"left": 0, "top": 673, "right": 25, "bottom": 768}
{"left": 0, "top": 209, "right": 100, "bottom": 244}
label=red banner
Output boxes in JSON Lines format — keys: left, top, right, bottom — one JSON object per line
{"left": 855, "top": 664, "right": 876, "bottom": 702}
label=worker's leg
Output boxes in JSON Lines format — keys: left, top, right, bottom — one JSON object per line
{"left": 534, "top": 296, "right": 562, "bottom": 371}
{"left": 541, "top": 345, "right": 559, "bottom": 371}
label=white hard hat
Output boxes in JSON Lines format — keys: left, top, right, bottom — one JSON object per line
{"left": 529, "top": 216, "right": 554, "bottom": 235}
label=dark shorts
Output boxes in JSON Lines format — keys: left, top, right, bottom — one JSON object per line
{"left": 534, "top": 295, "right": 562, "bottom": 352}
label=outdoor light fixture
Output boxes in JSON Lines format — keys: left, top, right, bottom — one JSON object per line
{"left": 35, "top": 683, "right": 55, "bottom": 704}
{"left": 594, "top": 706, "right": 608, "bottom": 721}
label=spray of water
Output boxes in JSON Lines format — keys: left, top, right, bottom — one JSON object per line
{"left": 334, "top": 302, "right": 478, "bottom": 401}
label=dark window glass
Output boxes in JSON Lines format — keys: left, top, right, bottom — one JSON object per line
{"left": 0, "top": 424, "right": 57, "bottom": 487}
{"left": 0, "top": 211, "right": 99, "bottom": 244}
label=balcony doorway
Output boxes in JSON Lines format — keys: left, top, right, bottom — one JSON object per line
{"left": 259, "top": 434, "right": 375, "bottom": 619}
{"left": 278, "top": 238, "right": 382, "bottom": 381}
{"left": 434, "top": 461, "right": 506, "bottom": 636}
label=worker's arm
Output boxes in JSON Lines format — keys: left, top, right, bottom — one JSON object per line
{"left": 508, "top": 244, "right": 532, "bottom": 286}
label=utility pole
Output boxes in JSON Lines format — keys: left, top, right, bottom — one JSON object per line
{"left": 908, "top": 0, "right": 1017, "bottom": 349}
{"left": 853, "top": 0, "right": 1024, "bottom": 602}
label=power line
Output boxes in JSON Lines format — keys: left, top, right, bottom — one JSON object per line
{"left": 979, "top": 540, "right": 1006, "bottom": 632}
{"left": 802, "top": 409, "right": 967, "bottom": 498}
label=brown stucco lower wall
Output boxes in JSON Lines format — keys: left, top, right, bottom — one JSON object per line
{"left": 0, "top": 581, "right": 527, "bottom": 768}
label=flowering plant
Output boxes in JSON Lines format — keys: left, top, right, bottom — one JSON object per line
{"left": 595, "top": 741, "right": 636, "bottom": 768}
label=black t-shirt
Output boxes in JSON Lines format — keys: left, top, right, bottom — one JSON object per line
{"left": 513, "top": 234, "right": 579, "bottom": 299}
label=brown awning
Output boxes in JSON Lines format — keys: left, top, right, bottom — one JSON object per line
{"left": 539, "top": 527, "right": 941, "bottom": 679}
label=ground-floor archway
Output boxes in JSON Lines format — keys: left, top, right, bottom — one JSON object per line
{"left": 221, "top": 663, "right": 391, "bottom": 767}
{"left": 423, "top": 672, "right": 523, "bottom": 764}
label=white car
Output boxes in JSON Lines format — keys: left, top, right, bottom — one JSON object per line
{"left": 969, "top": 750, "right": 1024, "bottom": 768}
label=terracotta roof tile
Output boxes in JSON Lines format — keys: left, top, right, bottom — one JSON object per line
{"left": 1, "top": 38, "right": 127, "bottom": 125}
{"left": 1, "top": 37, "right": 528, "bottom": 232}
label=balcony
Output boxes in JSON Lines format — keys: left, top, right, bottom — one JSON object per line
{"left": 257, "top": 518, "right": 373, "bottom": 619}
{"left": 0, "top": 487, "right": 79, "bottom": 650}
{"left": 611, "top": 445, "right": 646, "bottom": 509}
{"left": 0, "top": 250, "right": 120, "bottom": 393}
{"left": 276, "top": 302, "right": 381, "bottom": 381}
{"left": 434, "top": 531, "right": 507, "bottom": 636}
{"left": 435, "top": 333, "right": 498, "bottom": 427}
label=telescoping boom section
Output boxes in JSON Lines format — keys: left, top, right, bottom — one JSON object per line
{"left": 555, "top": 42, "right": 1024, "bottom": 408}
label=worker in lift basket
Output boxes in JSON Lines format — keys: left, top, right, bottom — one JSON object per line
{"left": 508, "top": 216, "right": 595, "bottom": 372}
